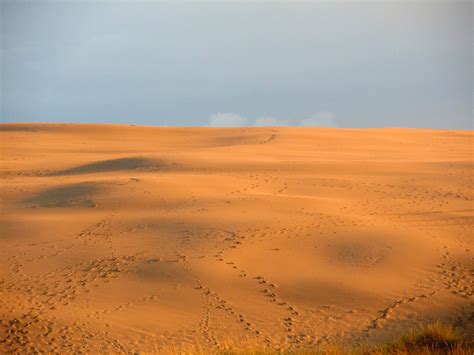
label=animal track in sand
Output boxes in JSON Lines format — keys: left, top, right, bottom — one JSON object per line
{"left": 11, "top": 216, "right": 117, "bottom": 281}
{"left": 212, "top": 248, "right": 307, "bottom": 348}
{"left": 0, "top": 253, "right": 144, "bottom": 353}
{"left": 365, "top": 292, "right": 433, "bottom": 333}
{"left": 194, "top": 280, "right": 271, "bottom": 347}
{"left": 437, "top": 246, "right": 474, "bottom": 299}
{"left": 355, "top": 227, "right": 473, "bottom": 338}
{"left": 88, "top": 294, "right": 160, "bottom": 319}
{"left": 260, "top": 132, "right": 277, "bottom": 144}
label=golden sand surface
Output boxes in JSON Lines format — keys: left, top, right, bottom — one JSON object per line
{"left": 0, "top": 123, "right": 472, "bottom": 352}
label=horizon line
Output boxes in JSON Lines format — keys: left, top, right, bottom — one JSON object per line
{"left": 1, "top": 122, "right": 472, "bottom": 131}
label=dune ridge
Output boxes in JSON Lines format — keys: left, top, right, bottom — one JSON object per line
{"left": 0, "top": 123, "right": 472, "bottom": 353}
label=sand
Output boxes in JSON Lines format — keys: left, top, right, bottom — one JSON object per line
{"left": 0, "top": 123, "right": 472, "bottom": 353}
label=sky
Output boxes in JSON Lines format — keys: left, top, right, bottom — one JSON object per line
{"left": 1, "top": 0, "right": 472, "bottom": 129}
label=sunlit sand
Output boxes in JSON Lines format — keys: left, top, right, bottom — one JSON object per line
{"left": 1, "top": 123, "right": 472, "bottom": 352}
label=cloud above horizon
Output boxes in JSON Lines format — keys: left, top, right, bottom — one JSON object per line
{"left": 208, "top": 113, "right": 250, "bottom": 127}
{"left": 209, "top": 112, "right": 338, "bottom": 127}
{"left": 253, "top": 116, "right": 290, "bottom": 127}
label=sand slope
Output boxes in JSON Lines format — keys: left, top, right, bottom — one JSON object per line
{"left": 0, "top": 124, "right": 473, "bottom": 353}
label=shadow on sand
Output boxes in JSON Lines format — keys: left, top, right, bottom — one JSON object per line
{"left": 23, "top": 183, "right": 100, "bottom": 208}
{"left": 54, "top": 157, "right": 161, "bottom": 176}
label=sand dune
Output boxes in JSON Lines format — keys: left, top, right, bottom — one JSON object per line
{"left": 0, "top": 123, "right": 472, "bottom": 353}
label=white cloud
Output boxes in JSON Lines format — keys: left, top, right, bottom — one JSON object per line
{"left": 209, "top": 113, "right": 289, "bottom": 127}
{"left": 209, "top": 112, "right": 250, "bottom": 127}
{"left": 253, "top": 116, "right": 290, "bottom": 127}
{"left": 299, "top": 112, "right": 338, "bottom": 127}
{"left": 209, "top": 111, "right": 338, "bottom": 128}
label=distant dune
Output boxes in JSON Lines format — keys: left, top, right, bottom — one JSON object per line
{"left": 0, "top": 123, "right": 472, "bottom": 353}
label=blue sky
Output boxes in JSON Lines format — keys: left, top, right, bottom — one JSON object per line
{"left": 1, "top": 0, "right": 472, "bottom": 129}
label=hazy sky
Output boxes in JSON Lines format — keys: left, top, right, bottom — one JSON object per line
{"left": 1, "top": 0, "right": 472, "bottom": 128}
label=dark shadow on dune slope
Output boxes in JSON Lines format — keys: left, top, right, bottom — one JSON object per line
{"left": 0, "top": 125, "right": 37, "bottom": 132}
{"left": 131, "top": 258, "right": 191, "bottom": 282}
{"left": 326, "top": 239, "right": 390, "bottom": 268}
{"left": 54, "top": 157, "right": 161, "bottom": 176}
{"left": 23, "top": 183, "right": 100, "bottom": 208}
